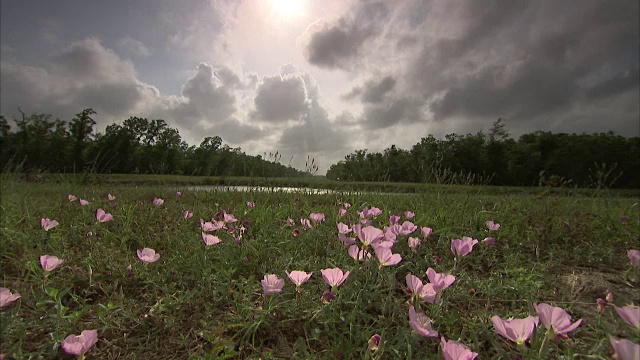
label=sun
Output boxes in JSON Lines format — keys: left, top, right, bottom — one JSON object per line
{"left": 270, "top": 0, "right": 305, "bottom": 19}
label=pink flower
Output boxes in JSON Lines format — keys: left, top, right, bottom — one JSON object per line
{"left": 321, "top": 268, "right": 350, "bottom": 288}
{"left": 286, "top": 217, "right": 295, "bottom": 227}
{"left": 482, "top": 237, "right": 496, "bottom": 248}
{"left": 343, "top": 202, "right": 351, "bottom": 209}
{"left": 286, "top": 271, "right": 312, "bottom": 288}
{"left": 408, "top": 237, "right": 421, "bottom": 249}
{"left": 137, "top": 248, "right": 160, "bottom": 263}
{"left": 596, "top": 298, "right": 607, "bottom": 313}
{"left": 440, "top": 337, "right": 478, "bottom": 360}
{"left": 338, "top": 208, "right": 347, "bottom": 217}
{"left": 534, "top": 303, "right": 582, "bottom": 338}
{"left": 485, "top": 220, "right": 501, "bottom": 231}
{"left": 107, "top": 193, "right": 116, "bottom": 201}
{"left": 152, "top": 198, "right": 164, "bottom": 207}
{"left": 348, "top": 245, "right": 371, "bottom": 261}
{"left": 96, "top": 208, "right": 113, "bottom": 223}
{"left": 300, "top": 218, "right": 313, "bottom": 229}
{"left": 201, "top": 232, "right": 222, "bottom": 246}
{"left": 354, "top": 225, "right": 384, "bottom": 247}
{"left": 79, "top": 199, "right": 89, "bottom": 206}
{"left": 246, "top": 201, "right": 255, "bottom": 208}
{"left": 451, "top": 237, "right": 479, "bottom": 257}
{"left": 613, "top": 305, "right": 640, "bottom": 329}
{"left": 373, "top": 246, "right": 402, "bottom": 266}
{"left": 261, "top": 274, "right": 284, "bottom": 295}
{"left": 176, "top": 191, "right": 182, "bottom": 196}
{"left": 404, "top": 211, "right": 416, "bottom": 219}
{"left": 61, "top": 330, "right": 98, "bottom": 356}
{"left": 0, "top": 288, "right": 21, "bottom": 308}
{"left": 367, "top": 334, "right": 381, "bottom": 351}
{"left": 421, "top": 227, "right": 433, "bottom": 238}
{"left": 604, "top": 289, "right": 613, "bottom": 303}
{"left": 338, "top": 233, "right": 355, "bottom": 246}
{"left": 609, "top": 336, "right": 640, "bottom": 360}
{"left": 183, "top": 210, "right": 193, "bottom": 219}
{"left": 389, "top": 215, "right": 400, "bottom": 225}
{"left": 223, "top": 212, "right": 237, "bottom": 223}
{"left": 68, "top": 194, "right": 77, "bottom": 202}
{"left": 491, "top": 315, "right": 539, "bottom": 345}
{"left": 292, "top": 228, "right": 301, "bottom": 237}
{"left": 337, "top": 222, "right": 351, "bottom": 234}
{"left": 409, "top": 305, "right": 438, "bottom": 338}
{"left": 40, "top": 218, "right": 59, "bottom": 231}
{"left": 406, "top": 274, "right": 438, "bottom": 303}
{"left": 309, "top": 213, "right": 325, "bottom": 223}
{"left": 425, "top": 268, "right": 456, "bottom": 293}
{"left": 628, "top": 249, "right": 640, "bottom": 267}
{"left": 40, "top": 255, "right": 64, "bottom": 271}
{"left": 398, "top": 221, "right": 417, "bottom": 236}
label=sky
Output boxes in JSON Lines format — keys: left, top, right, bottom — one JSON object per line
{"left": 1, "top": 0, "right": 639, "bottom": 174}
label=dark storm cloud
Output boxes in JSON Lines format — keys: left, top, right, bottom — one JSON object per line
{"left": 302, "top": 1, "right": 390, "bottom": 70}
{"left": 310, "top": 0, "right": 639, "bottom": 135}
{"left": 253, "top": 74, "right": 308, "bottom": 122}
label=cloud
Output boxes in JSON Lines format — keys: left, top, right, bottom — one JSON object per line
{"left": 116, "top": 36, "right": 151, "bottom": 57}
{"left": 301, "top": 1, "right": 389, "bottom": 70}
{"left": 1, "top": 37, "right": 160, "bottom": 119}
{"left": 311, "top": 0, "right": 638, "bottom": 136}
{"left": 253, "top": 73, "right": 308, "bottom": 122}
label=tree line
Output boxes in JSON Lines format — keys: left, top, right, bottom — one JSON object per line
{"left": 0, "top": 109, "right": 311, "bottom": 178}
{"left": 326, "top": 119, "right": 640, "bottom": 189}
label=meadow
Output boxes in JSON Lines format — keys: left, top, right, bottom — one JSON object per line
{"left": 0, "top": 177, "right": 638, "bottom": 359}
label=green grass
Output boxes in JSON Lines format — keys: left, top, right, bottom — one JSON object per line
{"left": 0, "top": 177, "right": 638, "bottom": 359}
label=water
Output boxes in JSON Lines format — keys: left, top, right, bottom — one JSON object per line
{"left": 186, "top": 185, "right": 346, "bottom": 194}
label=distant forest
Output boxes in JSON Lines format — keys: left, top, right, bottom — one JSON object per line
{"left": 0, "top": 109, "right": 313, "bottom": 178}
{"left": 327, "top": 119, "right": 640, "bottom": 189}
{"left": 1, "top": 110, "right": 638, "bottom": 189}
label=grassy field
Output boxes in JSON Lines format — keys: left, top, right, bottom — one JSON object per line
{"left": 0, "top": 177, "right": 638, "bottom": 359}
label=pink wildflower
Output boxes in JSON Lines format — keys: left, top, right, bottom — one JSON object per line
{"left": 534, "top": 303, "right": 582, "bottom": 338}
{"left": 613, "top": 305, "right": 640, "bottom": 329}
{"left": 183, "top": 210, "right": 193, "bottom": 219}
{"left": 354, "top": 225, "right": 384, "bottom": 247}
{"left": 482, "top": 237, "right": 496, "bottom": 247}
{"left": 61, "top": 330, "right": 98, "bottom": 357}
{"left": 609, "top": 336, "right": 640, "bottom": 360}
{"left": 40, "top": 218, "right": 59, "bottom": 231}
{"left": 201, "top": 232, "right": 222, "bottom": 246}
{"left": 176, "top": 191, "right": 182, "bottom": 196}
{"left": 337, "top": 222, "right": 351, "bottom": 234}
{"left": 451, "top": 237, "right": 479, "bottom": 257}
{"left": 300, "top": 218, "right": 313, "bottom": 229}
{"left": 348, "top": 245, "right": 371, "bottom": 261}
{"left": 440, "top": 337, "right": 478, "bottom": 360}
{"left": 389, "top": 215, "right": 400, "bottom": 225}
{"left": 309, "top": 213, "right": 325, "bottom": 223}
{"left": 338, "top": 208, "right": 347, "bottom": 217}
{"left": 404, "top": 211, "right": 416, "bottom": 219}
{"left": 491, "top": 315, "right": 539, "bottom": 345}
{"left": 373, "top": 246, "right": 402, "bottom": 266}
{"left": 408, "top": 237, "right": 421, "bottom": 249}
{"left": 137, "top": 248, "right": 160, "bottom": 263}
{"left": 339, "top": 233, "right": 356, "bottom": 246}
{"left": 261, "top": 274, "right": 284, "bottom": 295}
{"left": 223, "top": 212, "right": 237, "bottom": 223}
{"left": 152, "top": 198, "right": 164, "bottom": 207}
{"left": 68, "top": 194, "right": 77, "bottom": 201}
{"left": 409, "top": 305, "right": 438, "bottom": 338}
{"left": 485, "top": 220, "right": 501, "bottom": 231}
{"left": 321, "top": 268, "right": 350, "bottom": 288}
{"left": 246, "top": 201, "right": 255, "bottom": 208}
{"left": 96, "top": 208, "right": 113, "bottom": 223}
{"left": 421, "top": 227, "right": 433, "bottom": 238}
{"left": 40, "top": 255, "right": 64, "bottom": 271}
{"left": 107, "top": 193, "right": 116, "bottom": 201}
{"left": 0, "top": 288, "right": 21, "bottom": 308}
{"left": 286, "top": 271, "right": 312, "bottom": 288}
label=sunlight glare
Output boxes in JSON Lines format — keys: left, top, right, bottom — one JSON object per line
{"left": 270, "top": 0, "right": 305, "bottom": 19}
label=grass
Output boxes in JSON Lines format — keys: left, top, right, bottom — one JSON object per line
{"left": 0, "top": 176, "right": 638, "bottom": 359}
